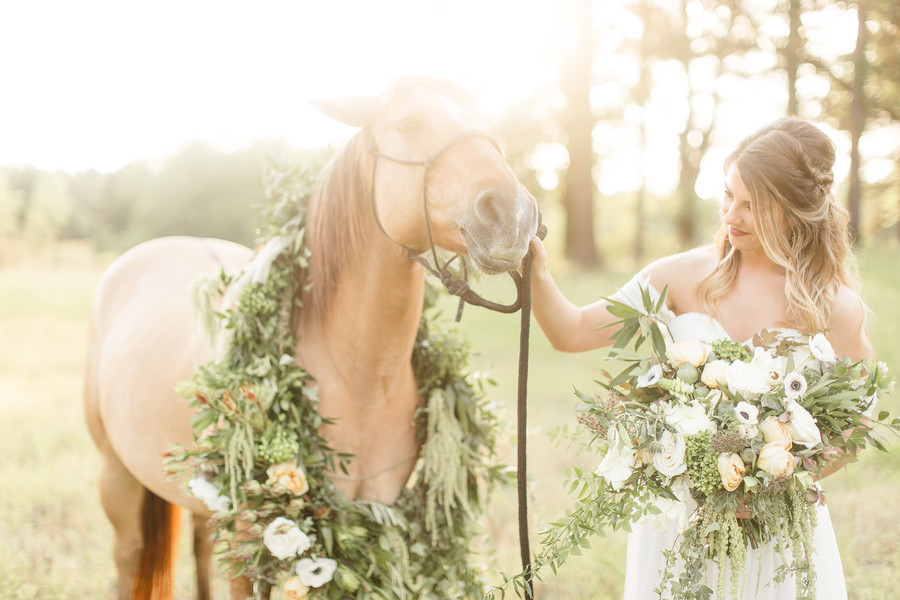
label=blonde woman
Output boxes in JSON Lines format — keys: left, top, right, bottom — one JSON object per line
{"left": 529, "top": 118, "right": 869, "bottom": 599}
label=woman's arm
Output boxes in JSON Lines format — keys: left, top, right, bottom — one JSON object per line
{"left": 528, "top": 237, "right": 621, "bottom": 353}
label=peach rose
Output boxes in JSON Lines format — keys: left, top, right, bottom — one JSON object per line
{"left": 283, "top": 575, "right": 310, "bottom": 600}
{"left": 666, "top": 340, "right": 712, "bottom": 368}
{"left": 717, "top": 452, "right": 745, "bottom": 492}
{"left": 757, "top": 442, "right": 795, "bottom": 478}
{"left": 266, "top": 462, "right": 310, "bottom": 495}
{"left": 758, "top": 416, "right": 792, "bottom": 450}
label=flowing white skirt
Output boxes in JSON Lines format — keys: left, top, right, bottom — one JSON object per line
{"left": 623, "top": 504, "right": 847, "bottom": 600}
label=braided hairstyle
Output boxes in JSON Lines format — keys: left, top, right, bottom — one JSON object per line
{"left": 696, "top": 117, "right": 860, "bottom": 333}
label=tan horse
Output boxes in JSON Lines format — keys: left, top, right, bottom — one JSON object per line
{"left": 84, "top": 77, "right": 538, "bottom": 600}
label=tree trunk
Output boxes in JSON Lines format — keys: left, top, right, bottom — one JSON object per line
{"left": 847, "top": 0, "right": 868, "bottom": 244}
{"left": 785, "top": 0, "right": 802, "bottom": 115}
{"left": 561, "top": 0, "right": 599, "bottom": 267}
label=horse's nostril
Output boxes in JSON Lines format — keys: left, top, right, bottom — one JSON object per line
{"left": 474, "top": 189, "right": 508, "bottom": 226}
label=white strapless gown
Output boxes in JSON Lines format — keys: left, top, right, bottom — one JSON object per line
{"left": 615, "top": 276, "right": 848, "bottom": 600}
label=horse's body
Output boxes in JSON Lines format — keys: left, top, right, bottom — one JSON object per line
{"left": 84, "top": 77, "right": 538, "bottom": 600}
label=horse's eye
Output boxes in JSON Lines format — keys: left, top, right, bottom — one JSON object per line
{"left": 396, "top": 116, "right": 421, "bottom": 134}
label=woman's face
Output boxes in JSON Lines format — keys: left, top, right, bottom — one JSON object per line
{"left": 721, "top": 164, "right": 762, "bottom": 254}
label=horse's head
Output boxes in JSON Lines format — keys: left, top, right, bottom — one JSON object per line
{"left": 313, "top": 77, "right": 538, "bottom": 275}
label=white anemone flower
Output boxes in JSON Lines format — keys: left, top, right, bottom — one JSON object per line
{"left": 733, "top": 401, "right": 760, "bottom": 425}
{"left": 296, "top": 557, "right": 338, "bottom": 587}
{"left": 783, "top": 372, "right": 808, "bottom": 400}
{"left": 637, "top": 364, "right": 663, "bottom": 388}
{"left": 809, "top": 333, "right": 838, "bottom": 363}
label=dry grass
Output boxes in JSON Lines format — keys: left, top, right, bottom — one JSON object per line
{"left": 0, "top": 241, "right": 897, "bottom": 599}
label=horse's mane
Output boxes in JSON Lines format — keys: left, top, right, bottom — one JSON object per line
{"left": 302, "top": 130, "right": 374, "bottom": 317}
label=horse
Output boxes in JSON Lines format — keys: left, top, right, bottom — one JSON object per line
{"left": 83, "top": 76, "right": 539, "bottom": 600}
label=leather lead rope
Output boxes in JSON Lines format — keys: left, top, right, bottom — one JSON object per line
{"left": 517, "top": 243, "right": 537, "bottom": 599}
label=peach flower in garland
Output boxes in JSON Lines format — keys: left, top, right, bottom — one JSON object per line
{"left": 266, "top": 461, "right": 310, "bottom": 495}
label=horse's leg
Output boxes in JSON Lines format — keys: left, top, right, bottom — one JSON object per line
{"left": 229, "top": 576, "right": 272, "bottom": 600}
{"left": 193, "top": 513, "right": 213, "bottom": 600}
{"left": 98, "top": 451, "right": 144, "bottom": 600}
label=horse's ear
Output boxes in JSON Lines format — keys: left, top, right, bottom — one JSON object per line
{"left": 309, "top": 97, "right": 376, "bottom": 128}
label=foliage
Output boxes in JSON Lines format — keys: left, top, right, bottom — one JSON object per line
{"left": 166, "top": 158, "right": 506, "bottom": 599}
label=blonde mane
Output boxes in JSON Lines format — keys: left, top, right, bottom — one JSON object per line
{"left": 303, "top": 131, "right": 375, "bottom": 317}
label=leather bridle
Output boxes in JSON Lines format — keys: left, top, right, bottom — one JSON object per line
{"left": 367, "top": 129, "right": 537, "bottom": 320}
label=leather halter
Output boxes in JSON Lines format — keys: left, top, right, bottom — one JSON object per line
{"left": 367, "top": 129, "right": 531, "bottom": 320}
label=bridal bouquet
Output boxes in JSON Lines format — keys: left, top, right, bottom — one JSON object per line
{"left": 525, "top": 286, "right": 896, "bottom": 600}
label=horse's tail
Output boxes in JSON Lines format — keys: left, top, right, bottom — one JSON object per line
{"left": 132, "top": 488, "right": 181, "bottom": 600}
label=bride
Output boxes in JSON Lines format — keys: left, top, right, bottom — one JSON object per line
{"left": 528, "top": 117, "right": 870, "bottom": 599}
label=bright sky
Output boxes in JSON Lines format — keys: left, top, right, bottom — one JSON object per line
{"left": 2, "top": 0, "right": 883, "bottom": 198}
{"left": 0, "top": 0, "right": 564, "bottom": 173}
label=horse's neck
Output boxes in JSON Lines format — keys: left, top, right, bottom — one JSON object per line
{"left": 299, "top": 239, "right": 425, "bottom": 383}
{"left": 296, "top": 237, "right": 425, "bottom": 502}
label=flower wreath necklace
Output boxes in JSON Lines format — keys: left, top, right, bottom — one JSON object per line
{"left": 167, "top": 156, "right": 507, "bottom": 600}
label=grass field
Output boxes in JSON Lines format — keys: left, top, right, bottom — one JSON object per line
{"left": 0, "top": 240, "right": 898, "bottom": 599}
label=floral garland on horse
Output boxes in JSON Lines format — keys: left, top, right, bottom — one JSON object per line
{"left": 166, "top": 154, "right": 508, "bottom": 599}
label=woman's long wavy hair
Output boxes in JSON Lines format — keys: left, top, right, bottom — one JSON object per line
{"left": 696, "top": 117, "right": 861, "bottom": 334}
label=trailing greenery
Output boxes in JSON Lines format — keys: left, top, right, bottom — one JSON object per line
{"left": 167, "top": 156, "right": 507, "bottom": 599}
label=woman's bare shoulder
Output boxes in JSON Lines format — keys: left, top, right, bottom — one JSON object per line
{"left": 636, "top": 245, "right": 719, "bottom": 312}
{"left": 827, "top": 284, "right": 872, "bottom": 361}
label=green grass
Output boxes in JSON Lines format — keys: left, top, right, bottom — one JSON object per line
{"left": 0, "top": 241, "right": 897, "bottom": 599}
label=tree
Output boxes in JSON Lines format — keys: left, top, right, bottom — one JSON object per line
{"left": 559, "top": 0, "right": 600, "bottom": 267}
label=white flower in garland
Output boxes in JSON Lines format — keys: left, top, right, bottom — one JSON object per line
{"left": 296, "top": 556, "right": 338, "bottom": 587}
{"left": 809, "top": 333, "right": 838, "bottom": 364}
{"left": 263, "top": 517, "right": 311, "bottom": 560}
{"left": 188, "top": 477, "right": 231, "bottom": 512}
{"left": 783, "top": 372, "right": 808, "bottom": 400}
{"left": 637, "top": 364, "right": 663, "bottom": 388}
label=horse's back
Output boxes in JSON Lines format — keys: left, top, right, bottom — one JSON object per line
{"left": 87, "top": 236, "right": 252, "bottom": 506}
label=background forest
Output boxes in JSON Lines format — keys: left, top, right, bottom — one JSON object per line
{"left": 1, "top": 0, "right": 898, "bottom": 265}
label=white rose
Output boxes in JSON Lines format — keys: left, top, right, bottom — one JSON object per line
{"left": 263, "top": 517, "right": 311, "bottom": 560}
{"left": 637, "top": 364, "right": 663, "bottom": 388}
{"left": 188, "top": 477, "right": 231, "bottom": 512}
{"left": 733, "top": 401, "right": 760, "bottom": 425}
{"left": 652, "top": 429, "right": 687, "bottom": 478}
{"left": 783, "top": 400, "right": 822, "bottom": 448}
{"left": 809, "top": 333, "right": 838, "bottom": 364}
{"left": 735, "top": 423, "right": 759, "bottom": 439}
{"left": 666, "top": 340, "right": 712, "bottom": 368}
{"left": 724, "top": 360, "right": 770, "bottom": 398}
{"left": 594, "top": 427, "right": 637, "bottom": 490}
{"left": 638, "top": 489, "right": 688, "bottom": 531}
{"left": 749, "top": 347, "right": 788, "bottom": 388}
{"left": 665, "top": 401, "right": 714, "bottom": 436}
{"left": 296, "top": 557, "right": 338, "bottom": 588}
{"left": 700, "top": 359, "right": 730, "bottom": 388}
